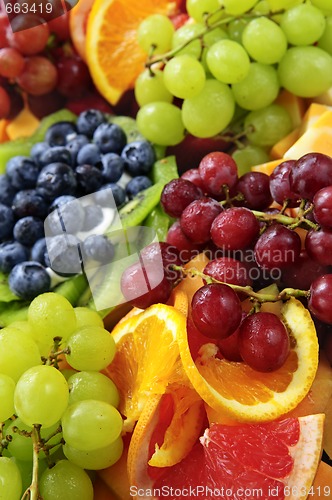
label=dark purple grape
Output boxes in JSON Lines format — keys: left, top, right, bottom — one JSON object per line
{"left": 235, "top": 172, "right": 272, "bottom": 210}
{"left": 289, "top": 153, "right": 332, "bottom": 201}
{"left": 239, "top": 312, "right": 290, "bottom": 372}
{"left": 198, "top": 152, "right": 238, "bottom": 198}
{"left": 305, "top": 228, "right": 332, "bottom": 266}
{"left": 254, "top": 224, "right": 301, "bottom": 270}
{"left": 281, "top": 250, "right": 330, "bottom": 290}
{"left": 211, "top": 207, "right": 260, "bottom": 251}
{"left": 313, "top": 186, "right": 332, "bottom": 229}
{"left": 269, "top": 160, "right": 300, "bottom": 207}
{"left": 203, "top": 257, "right": 252, "bottom": 287}
{"left": 161, "top": 179, "right": 202, "bottom": 218}
{"left": 180, "top": 197, "right": 222, "bottom": 244}
{"left": 191, "top": 283, "right": 242, "bottom": 340}
{"left": 309, "top": 275, "right": 332, "bottom": 324}
{"left": 166, "top": 221, "right": 203, "bottom": 263}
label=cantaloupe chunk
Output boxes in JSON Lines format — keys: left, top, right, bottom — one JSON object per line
{"left": 6, "top": 107, "right": 40, "bottom": 140}
{"left": 251, "top": 158, "right": 284, "bottom": 175}
{"left": 284, "top": 109, "right": 332, "bottom": 160}
{"left": 270, "top": 127, "right": 301, "bottom": 159}
{"left": 275, "top": 89, "right": 306, "bottom": 129}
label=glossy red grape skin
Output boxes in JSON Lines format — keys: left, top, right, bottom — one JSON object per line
{"left": 180, "top": 197, "right": 223, "bottom": 244}
{"left": 218, "top": 324, "right": 243, "bottom": 362}
{"left": 281, "top": 250, "right": 330, "bottom": 291}
{"left": 305, "top": 229, "right": 332, "bottom": 266}
{"left": 16, "top": 56, "right": 58, "bottom": 95}
{"left": 289, "top": 153, "right": 332, "bottom": 201}
{"left": 235, "top": 172, "right": 272, "bottom": 211}
{"left": 140, "top": 242, "right": 182, "bottom": 284}
{"left": 0, "top": 48, "right": 25, "bottom": 78}
{"left": 166, "top": 220, "right": 203, "bottom": 263}
{"left": 309, "top": 274, "right": 332, "bottom": 324}
{"left": 239, "top": 312, "right": 290, "bottom": 372}
{"left": 269, "top": 160, "right": 300, "bottom": 208}
{"left": 56, "top": 56, "right": 92, "bottom": 98}
{"left": 313, "top": 186, "right": 332, "bottom": 229}
{"left": 254, "top": 224, "right": 301, "bottom": 270}
{"left": 211, "top": 207, "right": 260, "bottom": 251}
{"left": 198, "top": 152, "right": 238, "bottom": 198}
{"left": 7, "top": 16, "right": 50, "bottom": 55}
{"left": 203, "top": 257, "right": 252, "bottom": 288}
{"left": 161, "top": 178, "right": 202, "bottom": 218}
{"left": 191, "top": 283, "right": 242, "bottom": 340}
{"left": 181, "top": 168, "right": 205, "bottom": 191}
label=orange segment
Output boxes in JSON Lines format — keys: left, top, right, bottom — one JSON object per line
{"left": 69, "top": 0, "right": 94, "bottom": 61}
{"left": 86, "top": 0, "right": 180, "bottom": 105}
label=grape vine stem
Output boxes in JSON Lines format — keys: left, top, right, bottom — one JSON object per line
{"left": 21, "top": 425, "right": 41, "bottom": 500}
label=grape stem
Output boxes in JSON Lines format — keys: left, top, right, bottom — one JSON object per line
{"left": 21, "top": 425, "right": 42, "bottom": 500}
{"left": 172, "top": 265, "right": 309, "bottom": 303}
{"left": 252, "top": 208, "right": 319, "bottom": 231}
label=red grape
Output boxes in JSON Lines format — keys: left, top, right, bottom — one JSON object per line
{"left": 281, "top": 250, "right": 329, "bottom": 290}
{"left": 198, "top": 152, "right": 238, "bottom": 198}
{"left": 48, "top": 12, "right": 70, "bottom": 41}
{"left": 140, "top": 242, "right": 182, "bottom": 284}
{"left": 203, "top": 257, "right": 252, "bottom": 288}
{"left": 305, "top": 229, "right": 332, "bottom": 266}
{"left": 181, "top": 168, "right": 205, "bottom": 191}
{"left": 191, "top": 283, "right": 242, "bottom": 340}
{"left": 0, "top": 47, "right": 25, "bottom": 78}
{"left": 180, "top": 197, "right": 222, "bottom": 244}
{"left": 289, "top": 153, "right": 332, "bottom": 201}
{"left": 218, "top": 323, "right": 243, "bottom": 362}
{"left": 313, "top": 186, "right": 332, "bottom": 229}
{"left": 161, "top": 178, "right": 202, "bottom": 218}
{"left": 56, "top": 55, "right": 92, "bottom": 98}
{"left": 239, "top": 312, "right": 290, "bottom": 372}
{"left": 211, "top": 207, "right": 260, "bottom": 251}
{"left": 254, "top": 224, "right": 301, "bottom": 270}
{"left": 0, "top": 12, "right": 10, "bottom": 49}
{"left": 27, "top": 90, "right": 66, "bottom": 119}
{"left": 308, "top": 274, "right": 332, "bottom": 324}
{"left": 235, "top": 171, "right": 272, "bottom": 210}
{"left": 0, "top": 85, "right": 10, "bottom": 118}
{"left": 166, "top": 220, "right": 203, "bottom": 263}
{"left": 16, "top": 56, "right": 57, "bottom": 95}
{"left": 269, "top": 160, "right": 300, "bottom": 208}
{"left": 7, "top": 15, "right": 50, "bottom": 55}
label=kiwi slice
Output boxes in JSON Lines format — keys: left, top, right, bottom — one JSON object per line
{"left": 151, "top": 155, "right": 178, "bottom": 184}
{"left": 119, "top": 182, "right": 164, "bottom": 228}
{"left": 144, "top": 204, "right": 174, "bottom": 242}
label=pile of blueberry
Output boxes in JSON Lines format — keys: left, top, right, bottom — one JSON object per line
{"left": 0, "top": 109, "right": 156, "bottom": 300}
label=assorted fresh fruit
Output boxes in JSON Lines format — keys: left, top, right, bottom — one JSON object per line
{"left": 0, "top": 0, "right": 332, "bottom": 498}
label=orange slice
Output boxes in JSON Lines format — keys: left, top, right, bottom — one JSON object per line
{"left": 69, "top": 0, "right": 94, "bottom": 62}
{"left": 85, "top": 0, "right": 180, "bottom": 105}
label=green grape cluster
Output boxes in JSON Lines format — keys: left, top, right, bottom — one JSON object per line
{"left": 0, "top": 292, "right": 122, "bottom": 500}
{"left": 135, "top": 0, "right": 332, "bottom": 152}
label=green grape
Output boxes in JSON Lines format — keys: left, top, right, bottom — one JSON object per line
{"left": 11, "top": 457, "right": 48, "bottom": 496}
{"left": 68, "top": 371, "right": 120, "bottom": 407}
{"left": 39, "top": 460, "right": 93, "bottom": 500}
{"left": 232, "top": 145, "right": 270, "bottom": 176}
{"left": 63, "top": 436, "right": 123, "bottom": 470}
{"left": 0, "top": 374, "right": 15, "bottom": 421}
{"left": 318, "top": 16, "right": 332, "bottom": 55}
{"left": 267, "top": 0, "right": 304, "bottom": 12}
{"left": 28, "top": 293, "right": 77, "bottom": 355}
{"left": 61, "top": 400, "right": 123, "bottom": 451}
{"left": 280, "top": 4, "right": 326, "bottom": 45}
{"left": 0, "top": 457, "right": 22, "bottom": 500}
{"left": 244, "top": 104, "right": 293, "bottom": 148}
{"left": 65, "top": 326, "right": 116, "bottom": 371}
{"left": 186, "top": 0, "right": 223, "bottom": 22}
{"left": 278, "top": 46, "right": 332, "bottom": 98}
{"left": 14, "top": 365, "right": 69, "bottom": 428}
{"left": 172, "top": 23, "right": 205, "bottom": 59}
{"left": 232, "top": 63, "right": 280, "bottom": 111}
{"left": 9, "top": 320, "right": 33, "bottom": 338}
{"left": 252, "top": 1, "right": 270, "bottom": 14}
{"left": 134, "top": 69, "right": 173, "bottom": 106}
{"left": 311, "top": 0, "right": 332, "bottom": 15}
{"left": 0, "top": 328, "right": 41, "bottom": 382}
{"left": 182, "top": 79, "right": 235, "bottom": 138}
{"left": 137, "top": 14, "right": 174, "bottom": 55}
{"left": 7, "top": 419, "right": 61, "bottom": 461}
{"left": 221, "top": 0, "right": 257, "bottom": 14}
{"left": 137, "top": 101, "right": 185, "bottom": 146}
{"left": 201, "top": 27, "right": 229, "bottom": 73}
{"left": 74, "top": 307, "right": 104, "bottom": 329}
{"left": 61, "top": 368, "right": 77, "bottom": 381}
{"left": 227, "top": 19, "right": 248, "bottom": 43}
{"left": 242, "top": 17, "right": 287, "bottom": 64}
{"left": 163, "top": 55, "right": 206, "bottom": 99}
{"left": 206, "top": 39, "right": 250, "bottom": 84}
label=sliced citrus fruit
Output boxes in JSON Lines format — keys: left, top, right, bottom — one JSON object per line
{"left": 104, "top": 303, "right": 187, "bottom": 431}
{"left": 85, "top": 0, "right": 180, "bottom": 105}
{"left": 69, "top": 0, "right": 94, "bottom": 62}
{"left": 178, "top": 297, "right": 319, "bottom": 422}
{"left": 152, "top": 414, "right": 325, "bottom": 500}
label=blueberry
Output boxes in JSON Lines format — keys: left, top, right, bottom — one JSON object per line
{"left": 46, "top": 195, "right": 85, "bottom": 235}
{"left": 94, "top": 183, "right": 126, "bottom": 207}
{"left": 39, "top": 146, "right": 73, "bottom": 167}
{"left": 12, "top": 189, "right": 49, "bottom": 219}
{"left": 83, "top": 205, "right": 104, "bottom": 231}
{"left": 13, "top": 216, "right": 44, "bottom": 247}
{"left": 0, "top": 203, "right": 15, "bottom": 240}
{"left": 100, "top": 153, "right": 124, "bottom": 183}
{"left": 46, "top": 234, "right": 82, "bottom": 276}
{"left": 37, "top": 163, "right": 77, "bottom": 200}
{"left": 30, "top": 142, "right": 50, "bottom": 166}
{"left": 6, "top": 156, "right": 40, "bottom": 190}
{"left": 126, "top": 176, "right": 152, "bottom": 199}
{"left": 45, "top": 121, "right": 77, "bottom": 146}
{"left": 0, "top": 240, "right": 29, "bottom": 273}
{"left": 75, "top": 164, "right": 103, "bottom": 194}
{"left": 76, "top": 109, "right": 106, "bottom": 138}
{"left": 93, "top": 123, "right": 127, "bottom": 154}
{"left": 66, "top": 134, "right": 90, "bottom": 163}
{"left": 82, "top": 234, "right": 115, "bottom": 264}
{"left": 76, "top": 143, "right": 101, "bottom": 166}
{"left": 9, "top": 261, "right": 51, "bottom": 300}
{"left": 121, "top": 140, "right": 155, "bottom": 176}
{"left": 0, "top": 175, "right": 16, "bottom": 206}
{"left": 31, "top": 238, "right": 48, "bottom": 266}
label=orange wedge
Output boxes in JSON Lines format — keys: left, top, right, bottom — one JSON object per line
{"left": 85, "top": 0, "right": 181, "bottom": 105}
{"left": 69, "top": 0, "right": 94, "bottom": 62}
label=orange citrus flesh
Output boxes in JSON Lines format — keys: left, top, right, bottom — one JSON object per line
{"left": 69, "top": 0, "right": 94, "bottom": 61}
{"left": 85, "top": 0, "right": 181, "bottom": 105}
